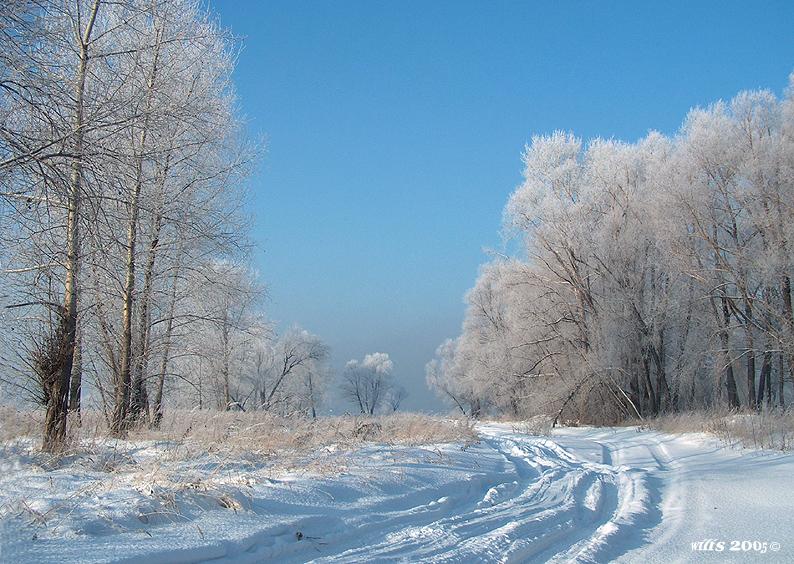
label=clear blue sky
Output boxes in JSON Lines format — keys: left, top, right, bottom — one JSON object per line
{"left": 210, "top": 0, "right": 794, "bottom": 412}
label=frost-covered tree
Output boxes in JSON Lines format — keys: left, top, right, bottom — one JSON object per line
{"left": 342, "top": 352, "right": 399, "bottom": 415}
{"left": 253, "top": 326, "right": 330, "bottom": 417}
{"left": 433, "top": 76, "right": 794, "bottom": 423}
{"left": 426, "top": 339, "right": 484, "bottom": 417}
{"left": 0, "top": 0, "right": 257, "bottom": 449}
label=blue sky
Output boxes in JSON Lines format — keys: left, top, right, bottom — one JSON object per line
{"left": 211, "top": 0, "right": 794, "bottom": 412}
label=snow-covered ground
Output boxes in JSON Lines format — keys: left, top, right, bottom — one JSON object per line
{"left": 2, "top": 423, "right": 792, "bottom": 563}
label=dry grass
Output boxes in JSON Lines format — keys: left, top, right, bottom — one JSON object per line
{"left": 0, "top": 405, "right": 42, "bottom": 441}
{"left": 0, "top": 407, "right": 478, "bottom": 461}
{"left": 643, "top": 409, "right": 794, "bottom": 451}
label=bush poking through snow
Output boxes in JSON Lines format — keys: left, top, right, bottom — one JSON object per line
{"left": 353, "top": 421, "right": 383, "bottom": 440}
{"left": 510, "top": 416, "right": 554, "bottom": 436}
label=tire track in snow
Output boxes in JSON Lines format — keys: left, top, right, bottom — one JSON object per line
{"left": 547, "top": 431, "right": 682, "bottom": 563}
{"left": 287, "top": 426, "right": 657, "bottom": 563}
{"left": 10, "top": 425, "right": 793, "bottom": 564}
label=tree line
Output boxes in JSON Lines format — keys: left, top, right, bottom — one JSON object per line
{"left": 0, "top": 0, "right": 335, "bottom": 451}
{"left": 428, "top": 78, "right": 794, "bottom": 424}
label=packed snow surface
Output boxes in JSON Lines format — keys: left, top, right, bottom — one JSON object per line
{"left": 2, "top": 423, "right": 793, "bottom": 562}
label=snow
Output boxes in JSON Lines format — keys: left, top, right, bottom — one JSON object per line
{"left": 2, "top": 424, "right": 793, "bottom": 562}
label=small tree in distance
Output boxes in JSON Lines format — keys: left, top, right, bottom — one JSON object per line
{"left": 342, "top": 352, "right": 401, "bottom": 415}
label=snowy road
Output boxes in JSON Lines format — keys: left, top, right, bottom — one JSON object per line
{"left": 3, "top": 424, "right": 793, "bottom": 563}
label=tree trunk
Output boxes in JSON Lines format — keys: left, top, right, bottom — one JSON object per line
{"left": 642, "top": 355, "right": 657, "bottom": 416}
{"left": 42, "top": 313, "right": 71, "bottom": 452}
{"left": 652, "top": 329, "right": 671, "bottom": 412}
{"left": 765, "top": 353, "right": 772, "bottom": 408}
{"left": 307, "top": 371, "right": 317, "bottom": 419}
{"left": 746, "top": 347, "right": 756, "bottom": 410}
{"left": 718, "top": 296, "right": 740, "bottom": 408}
{"left": 744, "top": 303, "right": 756, "bottom": 409}
{"left": 784, "top": 273, "right": 793, "bottom": 335}
{"left": 628, "top": 357, "right": 641, "bottom": 417}
{"left": 757, "top": 351, "right": 771, "bottom": 409}
{"left": 151, "top": 246, "right": 181, "bottom": 428}
{"left": 130, "top": 166, "right": 168, "bottom": 424}
{"left": 111, "top": 29, "right": 162, "bottom": 435}
{"left": 111, "top": 199, "right": 141, "bottom": 433}
{"left": 68, "top": 327, "right": 83, "bottom": 420}
{"left": 42, "top": 0, "right": 100, "bottom": 452}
